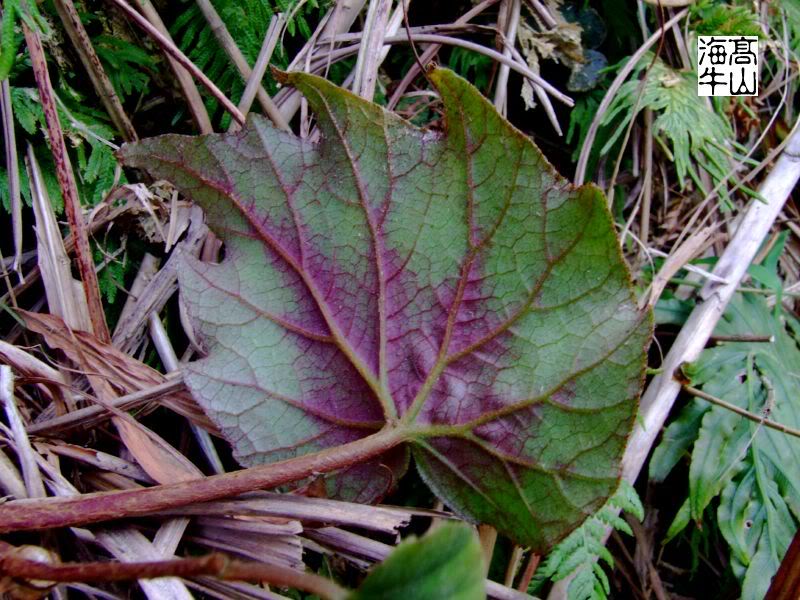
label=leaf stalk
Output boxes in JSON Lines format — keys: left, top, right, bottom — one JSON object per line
{"left": 0, "top": 426, "right": 407, "bottom": 533}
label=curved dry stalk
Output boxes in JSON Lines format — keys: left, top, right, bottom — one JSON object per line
{"left": 132, "top": 0, "right": 213, "bottom": 133}
{"left": 386, "top": 0, "right": 502, "bottom": 110}
{"left": 573, "top": 8, "right": 688, "bottom": 185}
{"left": 107, "top": 0, "right": 245, "bottom": 126}
{"left": 299, "top": 32, "right": 573, "bottom": 106}
{"left": 194, "top": 0, "right": 290, "bottom": 131}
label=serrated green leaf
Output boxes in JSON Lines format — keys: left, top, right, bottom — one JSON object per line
{"left": 348, "top": 523, "right": 484, "bottom": 600}
{"left": 119, "top": 68, "right": 651, "bottom": 551}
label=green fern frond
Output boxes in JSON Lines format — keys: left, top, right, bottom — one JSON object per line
{"left": 94, "top": 35, "right": 154, "bottom": 98}
{"left": 600, "top": 56, "right": 737, "bottom": 205}
{"left": 530, "top": 481, "right": 644, "bottom": 600}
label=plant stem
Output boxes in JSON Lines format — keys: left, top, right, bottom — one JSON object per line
{"left": 106, "top": 0, "right": 244, "bottom": 126}
{"left": 194, "top": 0, "right": 290, "bottom": 131}
{"left": 0, "top": 426, "right": 406, "bottom": 533}
{"left": 683, "top": 384, "right": 800, "bottom": 439}
{"left": 131, "top": 0, "right": 213, "bottom": 133}
{"left": 0, "top": 543, "right": 348, "bottom": 600}
{"left": 21, "top": 14, "right": 111, "bottom": 343}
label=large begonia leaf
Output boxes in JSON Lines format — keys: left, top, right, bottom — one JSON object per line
{"left": 120, "top": 68, "right": 651, "bottom": 551}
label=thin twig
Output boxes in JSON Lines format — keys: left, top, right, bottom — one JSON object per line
{"left": 0, "top": 545, "right": 348, "bottom": 600}
{"left": 194, "top": 0, "right": 289, "bottom": 131}
{"left": 107, "top": 0, "right": 244, "bottom": 126}
{"left": 683, "top": 385, "right": 800, "bottom": 439}
{"left": 508, "top": 44, "right": 561, "bottom": 134}
{"left": 131, "top": 0, "right": 213, "bottom": 133}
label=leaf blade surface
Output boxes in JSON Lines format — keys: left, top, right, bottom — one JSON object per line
{"left": 120, "top": 68, "right": 651, "bottom": 550}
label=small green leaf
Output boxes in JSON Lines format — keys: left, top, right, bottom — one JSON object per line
{"left": 348, "top": 523, "right": 484, "bottom": 600}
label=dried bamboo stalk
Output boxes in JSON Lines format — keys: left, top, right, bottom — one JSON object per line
{"left": 52, "top": 0, "right": 138, "bottom": 141}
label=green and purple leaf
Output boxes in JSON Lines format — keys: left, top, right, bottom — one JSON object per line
{"left": 120, "top": 68, "right": 651, "bottom": 551}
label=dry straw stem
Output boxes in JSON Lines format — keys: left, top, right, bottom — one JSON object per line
{"left": 107, "top": 0, "right": 245, "bottom": 127}
{"left": 352, "top": 0, "right": 393, "bottom": 100}
{"left": 131, "top": 0, "right": 213, "bottom": 133}
{"left": 572, "top": 8, "right": 689, "bottom": 186}
{"left": 493, "top": 0, "right": 521, "bottom": 114}
{"left": 230, "top": 13, "right": 285, "bottom": 131}
{"left": 1, "top": 366, "right": 46, "bottom": 499}
{"left": 21, "top": 14, "right": 111, "bottom": 343}
{"left": 0, "top": 79, "right": 22, "bottom": 275}
{"left": 52, "top": 0, "right": 138, "bottom": 141}
{"left": 279, "top": 0, "right": 368, "bottom": 122}
{"left": 194, "top": 0, "right": 290, "bottom": 131}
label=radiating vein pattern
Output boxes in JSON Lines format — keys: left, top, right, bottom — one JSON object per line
{"left": 120, "top": 68, "right": 651, "bottom": 549}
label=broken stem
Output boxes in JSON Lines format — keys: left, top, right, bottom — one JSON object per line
{"left": 0, "top": 426, "right": 406, "bottom": 533}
